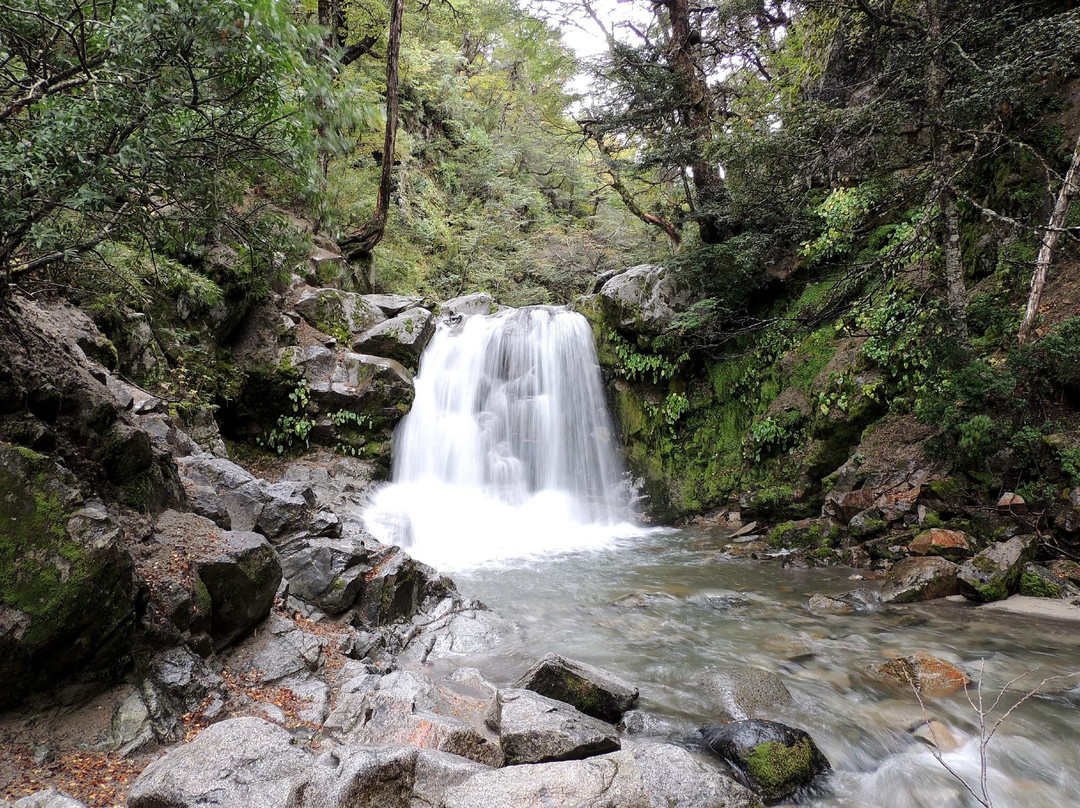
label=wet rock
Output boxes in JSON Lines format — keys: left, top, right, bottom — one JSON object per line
{"left": 486, "top": 688, "right": 619, "bottom": 765}
{"left": 694, "top": 719, "right": 830, "bottom": 803}
{"left": 441, "top": 293, "right": 495, "bottom": 319}
{"left": 515, "top": 652, "right": 639, "bottom": 722}
{"left": 281, "top": 346, "right": 414, "bottom": 440}
{"left": 352, "top": 307, "right": 435, "bottom": 368}
{"left": 128, "top": 718, "right": 310, "bottom": 808}
{"left": 882, "top": 556, "right": 962, "bottom": 603}
{"left": 0, "top": 448, "right": 136, "bottom": 708}
{"left": 807, "top": 594, "right": 854, "bottom": 616}
{"left": 358, "top": 547, "right": 442, "bottom": 627}
{"left": 835, "top": 587, "right": 883, "bottom": 612}
{"left": 442, "top": 742, "right": 760, "bottom": 808}
{"left": 696, "top": 667, "right": 793, "bottom": 720}
{"left": 598, "top": 265, "right": 691, "bottom": 336}
{"left": 875, "top": 652, "right": 970, "bottom": 696}
{"left": 910, "top": 718, "right": 961, "bottom": 752}
{"left": 617, "top": 709, "right": 678, "bottom": 738}
{"left": 957, "top": 535, "right": 1039, "bottom": 602}
{"left": 12, "top": 791, "right": 87, "bottom": 808}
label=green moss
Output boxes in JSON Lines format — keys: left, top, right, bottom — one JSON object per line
{"left": 193, "top": 578, "right": 212, "bottom": 616}
{"left": 1018, "top": 570, "right": 1063, "bottom": 599}
{"left": 745, "top": 738, "right": 818, "bottom": 801}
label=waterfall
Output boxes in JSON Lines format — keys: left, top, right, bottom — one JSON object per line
{"left": 364, "top": 305, "right": 641, "bottom": 570}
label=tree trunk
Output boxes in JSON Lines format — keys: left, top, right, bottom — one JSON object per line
{"left": 658, "top": 0, "right": 728, "bottom": 244}
{"left": 927, "top": 0, "right": 966, "bottom": 339}
{"left": 1018, "top": 129, "right": 1080, "bottom": 346}
{"left": 341, "top": 0, "right": 404, "bottom": 259}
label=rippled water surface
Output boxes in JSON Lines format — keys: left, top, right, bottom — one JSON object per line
{"left": 447, "top": 529, "right": 1080, "bottom": 808}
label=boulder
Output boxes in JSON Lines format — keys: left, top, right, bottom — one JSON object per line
{"left": 177, "top": 454, "right": 322, "bottom": 542}
{"left": 822, "top": 488, "right": 877, "bottom": 525}
{"left": 357, "top": 546, "right": 443, "bottom": 627}
{"left": 1017, "top": 564, "right": 1075, "bottom": 598}
{"left": 281, "top": 346, "right": 415, "bottom": 435}
{"left": 294, "top": 288, "right": 385, "bottom": 340}
{"left": 441, "top": 293, "right": 495, "bottom": 319}
{"left": 361, "top": 294, "right": 425, "bottom": 317}
{"left": 486, "top": 688, "right": 620, "bottom": 765}
{"left": 295, "top": 744, "right": 419, "bottom": 808}
{"left": 195, "top": 529, "right": 281, "bottom": 650}
{"left": 996, "top": 492, "right": 1027, "bottom": 515}
{"left": 0, "top": 447, "right": 136, "bottom": 708}
{"left": 12, "top": 791, "right": 87, "bottom": 808}
{"left": 598, "top": 265, "right": 691, "bottom": 336}
{"left": 957, "top": 535, "right": 1039, "bottom": 602}
{"left": 127, "top": 718, "right": 311, "bottom": 808}
{"left": 695, "top": 667, "right": 792, "bottom": 720}
{"left": 398, "top": 600, "right": 517, "bottom": 663}
{"left": 441, "top": 742, "right": 761, "bottom": 808}
{"left": 874, "top": 652, "right": 970, "bottom": 696}
{"left": 514, "top": 653, "right": 639, "bottom": 722}
{"left": 907, "top": 528, "right": 971, "bottom": 560}
{"left": 882, "top": 556, "right": 962, "bottom": 603}
{"left": 694, "top": 719, "right": 830, "bottom": 803}
{"left": 351, "top": 307, "right": 435, "bottom": 367}
{"left": 1053, "top": 488, "right": 1080, "bottom": 534}
{"left": 278, "top": 537, "right": 370, "bottom": 615}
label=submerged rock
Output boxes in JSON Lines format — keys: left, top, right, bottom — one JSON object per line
{"left": 957, "top": 535, "right": 1038, "bottom": 602}
{"left": 807, "top": 594, "right": 854, "bottom": 616}
{"left": 486, "top": 688, "right": 620, "bottom": 765}
{"left": 694, "top": 719, "right": 830, "bottom": 803}
{"left": 515, "top": 652, "right": 639, "bottom": 722}
{"left": 696, "top": 667, "right": 793, "bottom": 720}
{"left": 875, "top": 652, "right": 970, "bottom": 696}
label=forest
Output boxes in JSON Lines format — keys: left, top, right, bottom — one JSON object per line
{"left": 2, "top": 0, "right": 1080, "bottom": 805}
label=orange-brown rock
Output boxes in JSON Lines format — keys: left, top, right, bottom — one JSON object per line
{"left": 996, "top": 492, "right": 1028, "bottom": 514}
{"left": 875, "top": 652, "right": 971, "bottom": 696}
{"left": 908, "top": 528, "right": 971, "bottom": 559}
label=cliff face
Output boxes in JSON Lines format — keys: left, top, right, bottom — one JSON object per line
{"left": 580, "top": 258, "right": 1080, "bottom": 566}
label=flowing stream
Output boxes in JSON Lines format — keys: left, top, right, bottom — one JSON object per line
{"left": 366, "top": 306, "right": 1080, "bottom": 808}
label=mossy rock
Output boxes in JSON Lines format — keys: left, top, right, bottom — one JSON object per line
{"left": 697, "top": 718, "right": 830, "bottom": 802}
{"left": 0, "top": 445, "right": 137, "bottom": 707}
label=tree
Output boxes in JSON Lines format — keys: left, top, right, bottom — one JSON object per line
{"left": 0, "top": 0, "right": 330, "bottom": 290}
{"left": 1018, "top": 129, "right": 1080, "bottom": 346}
{"left": 339, "top": 0, "right": 405, "bottom": 258}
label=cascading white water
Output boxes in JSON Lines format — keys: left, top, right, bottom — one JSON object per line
{"left": 364, "top": 305, "right": 642, "bottom": 570}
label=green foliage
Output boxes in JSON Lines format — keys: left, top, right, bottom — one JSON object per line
{"left": 258, "top": 380, "right": 314, "bottom": 455}
{"left": 608, "top": 331, "right": 688, "bottom": 384}
{"left": 0, "top": 0, "right": 344, "bottom": 286}
{"left": 746, "top": 411, "right": 804, "bottom": 462}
